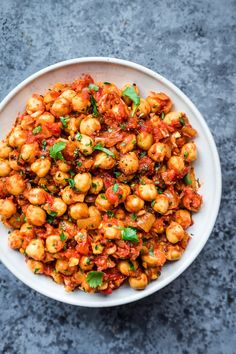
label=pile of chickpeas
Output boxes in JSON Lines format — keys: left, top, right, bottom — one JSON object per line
{"left": 0, "top": 74, "right": 202, "bottom": 293}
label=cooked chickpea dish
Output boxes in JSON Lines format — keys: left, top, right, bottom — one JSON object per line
{"left": 0, "top": 75, "right": 202, "bottom": 294}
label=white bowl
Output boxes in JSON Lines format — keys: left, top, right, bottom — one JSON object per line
{"left": 0, "top": 58, "right": 221, "bottom": 307}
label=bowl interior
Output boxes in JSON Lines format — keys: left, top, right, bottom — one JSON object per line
{"left": 0, "top": 58, "right": 221, "bottom": 307}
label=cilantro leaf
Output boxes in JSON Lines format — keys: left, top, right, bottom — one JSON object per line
{"left": 122, "top": 86, "right": 140, "bottom": 106}
{"left": 75, "top": 132, "right": 82, "bottom": 141}
{"left": 107, "top": 210, "right": 114, "bottom": 218}
{"left": 60, "top": 117, "right": 68, "bottom": 128}
{"left": 121, "top": 227, "right": 138, "bottom": 242}
{"left": 94, "top": 143, "right": 115, "bottom": 158}
{"left": 67, "top": 178, "right": 75, "bottom": 188}
{"left": 131, "top": 213, "right": 137, "bottom": 221}
{"left": 88, "top": 83, "right": 99, "bottom": 91}
{"left": 149, "top": 245, "right": 154, "bottom": 256}
{"left": 86, "top": 271, "right": 104, "bottom": 288}
{"left": 112, "top": 183, "right": 120, "bottom": 193}
{"left": 42, "top": 140, "right": 47, "bottom": 151}
{"left": 161, "top": 112, "right": 165, "bottom": 120}
{"left": 32, "top": 126, "right": 42, "bottom": 135}
{"left": 183, "top": 173, "right": 192, "bottom": 185}
{"left": 90, "top": 95, "right": 98, "bottom": 116}
{"left": 179, "top": 117, "right": 185, "bottom": 126}
{"left": 114, "top": 171, "right": 121, "bottom": 178}
{"left": 46, "top": 211, "right": 58, "bottom": 224}
{"left": 60, "top": 232, "right": 67, "bottom": 241}
{"left": 49, "top": 142, "right": 66, "bottom": 161}
{"left": 34, "top": 268, "right": 40, "bottom": 274}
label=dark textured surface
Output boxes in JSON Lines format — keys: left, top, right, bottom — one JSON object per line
{"left": 0, "top": 0, "right": 235, "bottom": 353}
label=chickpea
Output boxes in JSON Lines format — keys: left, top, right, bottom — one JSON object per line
{"left": 146, "top": 92, "right": 172, "bottom": 114}
{"left": 67, "top": 117, "right": 81, "bottom": 137}
{"left": 117, "top": 260, "right": 138, "bottom": 276}
{"left": 77, "top": 206, "right": 101, "bottom": 229}
{"left": 163, "top": 111, "right": 184, "bottom": 125}
{"left": 137, "top": 183, "right": 157, "bottom": 201}
{"left": 80, "top": 116, "right": 101, "bottom": 136}
{"left": 44, "top": 198, "right": 67, "bottom": 217}
{"left": 60, "top": 89, "right": 76, "bottom": 102}
{"left": 26, "top": 188, "right": 46, "bottom": 205}
{"left": 0, "top": 159, "right": 11, "bottom": 177}
{"left": 21, "top": 143, "right": 39, "bottom": 163}
{"left": 102, "top": 221, "right": 124, "bottom": 240}
{"left": 116, "top": 134, "right": 136, "bottom": 154}
{"left": 79, "top": 256, "right": 94, "bottom": 271}
{"left": 9, "top": 151, "right": 21, "bottom": 171}
{"left": 53, "top": 171, "right": 70, "bottom": 186}
{"left": 61, "top": 187, "right": 85, "bottom": 205}
{"left": 148, "top": 142, "right": 171, "bottom": 162}
{"left": 94, "top": 152, "right": 115, "bottom": 170}
{"left": 0, "top": 142, "right": 12, "bottom": 159}
{"left": 72, "top": 93, "right": 91, "bottom": 112}
{"left": 26, "top": 94, "right": 45, "bottom": 117}
{"left": 26, "top": 259, "right": 44, "bottom": 274}
{"left": 95, "top": 194, "right": 112, "bottom": 212}
{"left": 57, "top": 160, "right": 71, "bottom": 172}
{"left": 135, "top": 98, "right": 151, "bottom": 117}
{"left": 142, "top": 250, "right": 166, "bottom": 267}
{"left": 31, "top": 158, "right": 51, "bottom": 177}
{"left": 43, "top": 90, "right": 60, "bottom": 105}
{"left": 91, "top": 243, "right": 104, "bottom": 254}
{"left": 175, "top": 209, "right": 192, "bottom": 229}
{"left": 55, "top": 259, "right": 75, "bottom": 275}
{"left": 152, "top": 194, "right": 169, "bottom": 214}
{"left": 166, "top": 245, "right": 183, "bottom": 261}
{"left": 118, "top": 152, "right": 139, "bottom": 175}
{"left": 129, "top": 273, "right": 148, "bottom": 290}
{"left": 37, "top": 112, "right": 55, "bottom": 125}
{"left": 8, "top": 127, "right": 27, "bottom": 148}
{"left": 20, "top": 223, "right": 34, "bottom": 238}
{"left": 137, "top": 132, "right": 153, "bottom": 150}
{"left": 166, "top": 221, "right": 185, "bottom": 244}
{"left": 46, "top": 235, "right": 64, "bottom": 253}
{"left": 6, "top": 174, "right": 26, "bottom": 195}
{"left": 8, "top": 230, "right": 23, "bottom": 249}
{"left": 167, "top": 156, "right": 185, "bottom": 173}
{"left": 26, "top": 205, "right": 46, "bottom": 226}
{"left": 115, "top": 208, "right": 126, "bottom": 220}
{"left": 124, "top": 194, "right": 144, "bottom": 213}
{"left": 0, "top": 199, "right": 17, "bottom": 218}
{"left": 89, "top": 177, "right": 103, "bottom": 194}
{"left": 181, "top": 142, "right": 197, "bottom": 162}
{"left": 74, "top": 173, "right": 92, "bottom": 192}
{"left": 50, "top": 97, "right": 71, "bottom": 117}
{"left": 69, "top": 203, "right": 89, "bottom": 219}
{"left": 76, "top": 134, "right": 94, "bottom": 155}
{"left": 25, "top": 239, "right": 45, "bottom": 260}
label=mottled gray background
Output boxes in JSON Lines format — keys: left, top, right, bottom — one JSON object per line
{"left": 0, "top": 0, "right": 235, "bottom": 353}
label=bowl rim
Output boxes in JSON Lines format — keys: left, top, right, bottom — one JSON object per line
{"left": 0, "top": 57, "right": 222, "bottom": 307}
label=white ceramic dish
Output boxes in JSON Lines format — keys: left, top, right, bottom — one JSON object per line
{"left": 0, "top": 58, "right": 221, "bottom": 307}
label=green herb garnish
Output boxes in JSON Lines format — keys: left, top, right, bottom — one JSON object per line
{"left": 75, "top": 132, "right": 82, "bottom": 141}
{"left": 161, "top": 112, "right": 165, "bottom": 120}
{"left": 34, "top": 268, "right": 40, "bottom": 274}
{"left": 179, "top": 117, "right": 185, "bottom": 126}
{"left": 107, "top": 210, "right": 114, "bottom": 218}
{"left": 122, "top": 86, "right": 140, "bottom": 106}
{"left": 94, "top": 143, "right": 115, "bottom": 158}
{"left": 60, "top": 117, "right": 69, "bottom": 128}
{"left": 49, "top": 142, "right": 66, "bottom": 161}
{"left": 67, "top": 178, "right": 75, "bottom": 189}
{"left": 114, "top": 171, "right": 121, "bottom": 178}
{"left": 149, "top": 246, "right": 154, "bottom": 256}
{"left": 77, "top": 161, "right": 82, "bottom": 167}
{"left": 128, "top": 260, "right": 135, "bottom": 270}
{"left": 60, "top": 232, "right": 67, "bottom": 241}
{"left": 131, "top": 213, "right": 137, "bottom": 221}
{"left": 88, "top": 83, "right": 99, "bottom": 91}
{"left": 183, "top": 173, "right": 192, "bottom": 185}
{"left": 90, "top": 95, "right": 98, "bottom": 116}
{"left": 32, "top": 126, "right": 42, "bottom": 135}
{"left": 112, "top": 183, "right": 120, "bottom": 193}
{"left": 86, "top": 271, "right": 104, "bottom": 288}
{"left": 121, "top": 227, "right": 138, "bottom": 243}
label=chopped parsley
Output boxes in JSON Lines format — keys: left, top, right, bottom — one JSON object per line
{"left": 107, "top": 210, "right": 114, "bottom": 218}
{"left": 114, "top": 171, "right": 121, "bottom": 178}
{"left": 121, "top": 227, "right": 138, "bottom": 242}
{"left": 90, "top": 95, "right": 98, "bottom": 117}
{"left": 60, "top": 117, "right": 69, "bottom": 128}
{"left": 46, "top": 211, "right": 58, "bottom": 224}
{"left": 128, "top": 260, "right": 135, "bottom": 270}
{"left": 42, "top": 140, "right": 47, "bottom": 151}
{"left": 88, "top": 83, "right": 99, "bottom": 91}
{"left": 149, "top": 245, "right": 154, "bottom": 256}
{"left": 60, "top": 232, "right": 67, "bottom": 241}
{"left": 75, "top": 132, "right": 82, "bottom": 141}
{"left": 94, "top": 143, "right": 115, "bottom": 158}
{"left": 184, "top": 151, "right": 189, "bottom": 158}
{"left": 49, "top": 141, "right": 66, "bottom": 161}
{"left": 103, "top": 82, "right": 110, "bottom": 85}
{"left": 151, "top": 200, "right": 156, "bottom": 207}
{"left": 86, "top": 271, "right": 104, "bottom": 288}
{"left": 100, "top": 194, "right": 107, "bottom": 200}
{"left": 131, "top": 213, "right": 137, "bottom": 221}
{"left": 77, "top": 161, "right": 82, "bottom": 167}
{"left": 183, "top": 173, "right": 192, "bottom": 185}
{"left": 122, "top": 86, "right": 140, "bottom": 106}
{"left": 32, "top": 126, "right": 42, "bottom": 135}
{"left": 161, "top": 112, "right": 165, "bottom": 120}
{"left": 34, "top": 268, "right": 40, "bottom": 274}
{"left": 67, "top": 178, "right": 75, "bottom": 189}
{"left": 140, "top": 151, "right": 147, "bottom": 158}
{"left": 179, "top": 117, "right": 185, "bottom": 126}
{"left": 112, "top": 183, "right": 120, "bottom": 193}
